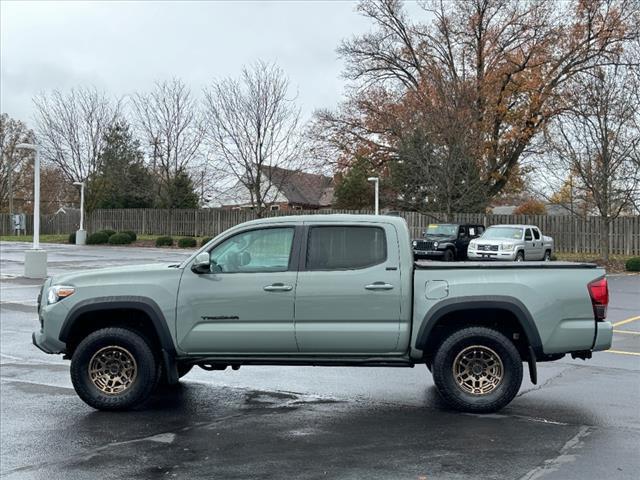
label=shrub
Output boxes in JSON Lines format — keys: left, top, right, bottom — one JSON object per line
{"left": 200, "top": 236, "right": 213, "bottom": 247}
{"left": 178, "top": 237, "right": 197, "bottom": 248}
{"left": 100, "top": 229, "right": 116, "bottom": 238}
{"left": 87, "top": 232, "right": 110, "bottom": 245}
{"left": 155, "top": 236, "right": 174, "bottom": 247}
{"left": 68, "top": 232, "right": 76, "bottom": 244}
{"left": 122, "top": 230, "right": 137, "bottom": 242}
{"left": 108, "top": 232, "right": 133, "bottom": 245}
{"left": 625, "top": 257, "right": 640, "bottom": 272}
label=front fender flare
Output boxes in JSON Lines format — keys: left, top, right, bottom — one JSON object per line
{"left": 59, "top": 296, "right": 179, "bottom": 383}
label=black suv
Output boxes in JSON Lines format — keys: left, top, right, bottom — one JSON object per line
{"left": 412, "top": 223, "right": 485, "bottom": 261}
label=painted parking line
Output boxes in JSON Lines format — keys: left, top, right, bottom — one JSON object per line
{"left": 606, "top": 349, "right": 640, "bottom": 357}
{"left": 613, "top": 330, "right": 640, "bottom": 335}
{"left": 612, "top": 316, "right": 640, "bottom": 327}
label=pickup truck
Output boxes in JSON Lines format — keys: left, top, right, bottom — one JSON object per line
{"left": 468, "top": 224, "right": 554, "bottom": 261}
{"left": 33, "top": 214, "right": 612, "bottom": 413}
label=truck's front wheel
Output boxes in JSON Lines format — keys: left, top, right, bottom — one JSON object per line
{"left": 432, "top": 327, "right": 523, "bottom": 413}
{"left": 70, "top": 328, "right": 158, "bottom": 411}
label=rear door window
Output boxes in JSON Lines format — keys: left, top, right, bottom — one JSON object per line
{"left": 306, "top": 226, "right": 387, "bottom": 270}
{"left": 532, "top": 228, "right": 541, "bottom": 240}
{"left": 525, "top": 228, "right": 533, "bottom": 241}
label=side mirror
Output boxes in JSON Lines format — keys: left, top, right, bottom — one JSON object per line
{"left": 191, "top": 252, "right": 211, "bottom": 274}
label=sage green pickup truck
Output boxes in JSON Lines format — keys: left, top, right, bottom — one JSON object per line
{"left": 33, "top": 214, "right": 612, "bottom": 412}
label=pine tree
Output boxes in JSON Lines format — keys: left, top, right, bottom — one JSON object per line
{"left": 88, "top": 121, "right": 155, "bottom": 210}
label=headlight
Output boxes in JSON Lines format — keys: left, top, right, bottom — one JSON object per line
{"left": 412, "top": 240, "right": 417, "bottom": 247}
{"left": 501, "top": 243, "right": 515, "bottom": 251}
{"left": 433, "top": 242, "right": 439, "bottom": 248}
{"left": 47, "top": 285, "right": 75, "bottom": 304}
{"left": 469, "top": 241, "right": 476, "bottom": 248}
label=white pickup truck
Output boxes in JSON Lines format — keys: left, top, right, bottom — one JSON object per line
{"left": 468, "top": 224, "right": 554, "bottom": 261}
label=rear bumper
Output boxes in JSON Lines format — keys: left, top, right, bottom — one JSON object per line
{"left": 593, "top": 321, "right": 613, "bottom": 351}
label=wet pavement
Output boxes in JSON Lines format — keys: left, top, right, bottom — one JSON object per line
{"left": 1, "top": 241, "right": 639, "bottom": 479}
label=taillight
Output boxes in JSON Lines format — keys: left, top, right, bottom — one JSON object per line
{"left": 588, "top": 276, "right": 609, "bottom": 320}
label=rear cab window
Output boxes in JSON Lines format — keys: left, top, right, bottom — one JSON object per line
{"left": 306, "top": 226, "right": 387, "bottom": 270}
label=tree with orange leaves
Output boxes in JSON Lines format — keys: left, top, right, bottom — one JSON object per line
{"left": 313, "top": 0, "right": 638, "bottom": 212}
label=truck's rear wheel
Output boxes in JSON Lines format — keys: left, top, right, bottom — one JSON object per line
{"left": 70, "top": 328, "right": 158, "bottom": 411}
{"left": 431, "top": 327, "right": 522, "bottom": 413}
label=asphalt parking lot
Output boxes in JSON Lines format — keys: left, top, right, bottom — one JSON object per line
{"left": 1, "top": 241, "right": 639, "bottom": 480}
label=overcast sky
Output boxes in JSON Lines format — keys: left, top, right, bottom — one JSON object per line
{"left": 1, "top": 0, "right": 377, "bottom": 126}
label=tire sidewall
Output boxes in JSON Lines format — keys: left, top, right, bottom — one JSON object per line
{"left": 515, "top": 251, "right": 524, "bottom": 262}
{"left": 432, "top": 328, "right": 523, "bottom": 413}
{"left": 70, "top": 328, "right": 157, "bottom": 411}
{"left": 443, "top": 249, "right": 455, "bottom": 262}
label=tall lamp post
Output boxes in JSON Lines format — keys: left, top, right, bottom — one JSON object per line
{"left": 73, "top": 181, "right": 86, "bottom": 245}
{"left": 16, "top": 143, "right": 47, "bottom": 278}
{"left": 367, "top": 177, "right": 379, "bottom": 215}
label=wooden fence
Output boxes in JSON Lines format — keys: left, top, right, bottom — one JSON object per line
{"left": 1, "top": 209, "right": 639, "bottom": 255}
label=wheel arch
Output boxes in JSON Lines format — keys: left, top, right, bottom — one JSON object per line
{"left": 59, "top": 296, "right": 178, "bottom": 383}
{"left": 415, "top": 296, "right": 543, "bottom": 360}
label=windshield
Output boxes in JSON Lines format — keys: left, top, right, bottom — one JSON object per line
{"left": 425, "top": 224, "right": 458, "bottom": 236}
{"left": 482, "top": 227, "right": 523, "bottom": 240}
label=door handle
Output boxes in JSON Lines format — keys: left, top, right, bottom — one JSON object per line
{"left": 365, "top": 282, "right": 394, "bottom": 291}
{"left": 263, "top": 283, "right": 293, "bottom": 292}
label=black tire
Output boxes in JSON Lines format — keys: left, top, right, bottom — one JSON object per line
{"left": 70, "top": 327, "right": 158, "bottom": 411}
{"left": 443, "top": 249, "right": 455, "bottom": 262}
{"left": 515, "top": 251, "right": 525, "bottom": 262}
{"left": 543, "top": 250, "right": 551, "bottom": 261}
{"left": 431, "top": 327, "right": 523, "bottom": 413}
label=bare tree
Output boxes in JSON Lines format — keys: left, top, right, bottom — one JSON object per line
{"left": 202, "top": 61, "right": 305, "bottom": 216}
{"left": 131, "top": 79, "right": 205, "bottom": 206}
{"left": 0, "top": 113, "right": 34, "bottom": 214}
{"left": 33, "top": 87, "right": 120, "bottom": 186}
{"left": 541, "top": 62, "right": 640, "bottom": 260}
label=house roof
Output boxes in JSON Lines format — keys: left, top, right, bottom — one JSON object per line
{"left": 267, "top": 167, "right": 333, "bottom": 207}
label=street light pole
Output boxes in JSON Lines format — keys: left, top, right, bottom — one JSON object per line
{"left": 73, "top": 182, "right": 87, "bottom": 245}
{"left": 367, "top": 177, "right": 379, "bottom": 215}
{"left": 16, "top": 143, "right": 46, "bottom": 278}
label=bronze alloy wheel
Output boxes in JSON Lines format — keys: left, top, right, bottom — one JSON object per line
{"left": 88, "top": 346, "right": 138, "bottom": 395}
{"left": 452, "top": 345, "right": 504, "bottom": 395}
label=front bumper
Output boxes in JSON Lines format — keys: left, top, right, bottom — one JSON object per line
{"left": 468, "top": 249, "right": 517, "bottom": 261}
{"left": 32, "top": 330, "right": 65, "bottom": 354}
{"left": 414, "top": 249, "right": 445, "bottom": 258}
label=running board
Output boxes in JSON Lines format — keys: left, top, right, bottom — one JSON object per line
{"left": 180, "top": 355, "right": 416, "bottom": 368}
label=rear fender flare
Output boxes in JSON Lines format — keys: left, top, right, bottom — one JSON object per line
{"left": 415, "top": 295, "right": 543, "bottom": 357}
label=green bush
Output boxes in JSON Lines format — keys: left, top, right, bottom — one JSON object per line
{"left": 625, "top": 257, "right": 640, "bottom": 272}
{"left": 178, "top": 237, "right": 197, "bottom": 248}
{"left": 108, "top": 232, "right": 133, "bottom": 245}
{"left": 87, "top": 232, "right": 110, "bottom": 245}
{"left": 100, "top": 229, "right": 116, "bottom": 238}
{"left": 200, "top": 236, "right": 213, "bottom": 247}
{"left": 122, "top": 230, "right": 137, "bottom": 242}
{"left": 155, "top": 236, "right": 174, "bottom": 247}
{"left": 68, "top": 232, "right": 76, "bottom": 244}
